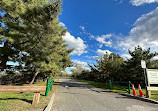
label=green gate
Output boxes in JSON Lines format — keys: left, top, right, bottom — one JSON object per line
{"left": 45, "top": 78, "right": 54, "bottom": 96}
{"left": 109, "top": 80, "right": 132, "bottom": 94}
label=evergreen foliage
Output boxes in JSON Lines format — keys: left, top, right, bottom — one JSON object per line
{"left": 72, "top": 46, "right": 157, "bottom": 86}
{"left": 124, "top": 46, "right": 157, "bottom": 85}
{"left": 0, "top": 0, "right": 72, "bottom": 84}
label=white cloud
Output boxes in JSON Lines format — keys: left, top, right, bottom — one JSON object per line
{"left": 84, "top": 32, "right": 95, "bottom": 39}
{"left": 72, "top": 59, "right": 88, "bottom": 67}
{"left": 130, "top": 0, "right": 158, "bottom": 6}
{"left": 115, "top": 0, "right": 124, "bottom": 5}
{"left": 59, "top": 22, "right": 66, "bottom": 28}
{"left": 152, "top": 55, "right": 158, "bottom": 60}
{"left": 97, "top": 49, "right": 112, "bottom": 56}
{"left": 84, "top": 67, "right": 91, "bottom": 70}
{"left": 121, "top": 54, "right": 132, "bottom": 60}
{"left": 86, "top": 49, "right": 112, "bottom": 59}
{"left": 85, "top": 55, "right": 99, "bottom": 59}
{"left": 72, "top": 59, "right": 90, "bottom": 71}
{"left": 65, "top": 67, "right": 75, "bottom": 74}
{"left": 79, "top": 26, "right": 85, "bottom": 31}
{"left": 96, "top": 34, "right": 113, "bottom": 48}
{"left": 119, "top": 7, "right": 158, "bottom": 52}
{"left": 65, "top": 66, "right": 90, "bottom": 74}
{"left": 85, "top": 49, "right": 112, "bottom": 61}
{"left": 79, "top": 25, "right": 95, "bottom": 39}
{"left": 119, "top": 0, "right": 124, "bottom": 4}
{"left": 62, "top": 32, "right": 88, "bottom": 56}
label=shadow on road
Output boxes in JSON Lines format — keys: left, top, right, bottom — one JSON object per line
{"left": 56, "top": 79, "right": 121, "bottom": 94}
{"left": 115, "top": 96, "right": 128, "bottom": 99}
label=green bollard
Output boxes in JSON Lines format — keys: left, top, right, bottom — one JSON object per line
{"left": 50, "top": 78, "right": 54, "bottom": 91}
{"left": 45, "top": 78, "right": 50, "bottom": 96}
{"left": 109, "top": 80, "right": 112, "bottom": 91}
{"left": 128, "top": 81, "right": 131, "bottom": 94}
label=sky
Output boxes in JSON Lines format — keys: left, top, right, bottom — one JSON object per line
{"left": 59, "top": 0, "right": 158, "bottom": 73}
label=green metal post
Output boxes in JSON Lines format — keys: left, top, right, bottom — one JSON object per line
{"left": 45, "top": 78, "right": 50, "bottom": 96}
{"left": 109, "top": 80, "right": 112, "bottom": 91}
{"left": 50, "top": 78, "right": 54, "bottom": 91}
{"left": 128, "top": 81, "right": 131, "bottom": 94}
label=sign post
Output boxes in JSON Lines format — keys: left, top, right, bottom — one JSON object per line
{"left": 141, "top": 60, "right": 146, "bottom": 69}
{"left": 141, "top": 60, "right": 149, "bottom": 97}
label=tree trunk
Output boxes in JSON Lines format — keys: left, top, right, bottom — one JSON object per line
{"left": 29, "top": 72, "right": 39, "bottom": 85}
{"left": 0, "top": 58, "right": 8, "bottom": 71}
{"left": 0, "top": 42, "right": 10, "bottom": 71}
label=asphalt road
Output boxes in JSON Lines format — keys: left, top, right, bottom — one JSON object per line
{"left": 52, "top": 78, "right": 158, "bottom": 111}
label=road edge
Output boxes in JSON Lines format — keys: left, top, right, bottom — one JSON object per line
{"left": 74, "top": 79, "right": 158, "bottom": 104}
{"left": 119, "top": 93, "right": 158, "bottom": 104}
{"left": 44, "top": 93, "right": 56, "bottom": 111}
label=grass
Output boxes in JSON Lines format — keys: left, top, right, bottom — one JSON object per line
{"left": 0, "top": 78, "right": 58, "bottom": 111}
{"left": 77, "top": 79, "right": 158, "bottom": 101}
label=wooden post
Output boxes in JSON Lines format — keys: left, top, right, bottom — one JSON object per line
{"left": 147, "top": 87, "right": 158, "bottom": 98}
{"left": 144, "top": 68, "right": 149, "bottom": 98}
{"left": 32, "top": 92, "right": 40, "bottom": 105}
{"left": 109, "top": 80, "right": 112, "bottom": 91}
{"left": 0, "top": 86, "right": 46, "bottom": 105}
{"left": 148, "top": 91, "right": 151, "bottom": 98}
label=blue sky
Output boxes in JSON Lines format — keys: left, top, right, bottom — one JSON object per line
{"left": 59, "top": 0, "right": 158, "bottom": 73}
{"left": 3, "top": 0, "right": 158, "bottom": 73}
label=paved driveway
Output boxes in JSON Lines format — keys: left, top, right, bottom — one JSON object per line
{"left": 52, "top": 78, "right": 158, "bottom": 111}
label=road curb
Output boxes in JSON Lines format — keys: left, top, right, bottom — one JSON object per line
{"left": 119, "top": 93, "right": 158, "bottom": 104}
{"left": 44, "top": 93, "right": 56, "bottom": 111}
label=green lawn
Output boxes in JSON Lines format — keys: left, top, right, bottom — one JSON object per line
{"left": 77, "top": 79, "right": 158, "bottom": 101}
{"left": 0, "top": 79, "right": 57, "bottom": 111}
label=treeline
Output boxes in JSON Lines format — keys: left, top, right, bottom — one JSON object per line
{"left": 72, "top": 46, "right": 158, "bottom": 86}
{"left": 0, "top": 0, "right": 72, "bottom": 84}
{"left": 58, "top": 71, "right": 71, "bottom": 78}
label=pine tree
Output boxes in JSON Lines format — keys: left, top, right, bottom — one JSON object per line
{"left": 88, "top": 53, "right": 124, "bottom": 82}
{"left": 0, "top": 0, "right": 72, "bottom": 84}
{"left": 0, "top": 0, "right": 26, "bottom": 70}
{"left": 125, "top": 46, "right": 157, "bottom": 85}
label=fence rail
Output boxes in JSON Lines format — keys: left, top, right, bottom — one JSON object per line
{"left": 109, "top": 80, "right": 131, "bottom": 94}
{"left": 0, "top": 77, "right": 54, "bottom": 104}
{"left": 0, "top": 86, "right": 46, "bottom": 92}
